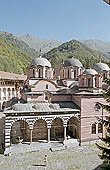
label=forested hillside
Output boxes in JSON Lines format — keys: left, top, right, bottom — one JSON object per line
{"left": 44, "top": 40, "right": 108, "bottom": 68}
{"left": 0, "top": 31, "right": 109, "bottom": 74}
{"left": 0, "top": 36, "right": 32, "bottom": 74}
{"left": 0, "top": 32, "right": 39, "bottom": 58}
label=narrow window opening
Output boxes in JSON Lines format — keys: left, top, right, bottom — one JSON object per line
{"left": 92, "top": 124, "right": 96, "bottom": 134}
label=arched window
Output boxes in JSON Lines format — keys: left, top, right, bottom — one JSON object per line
{"left": 95, "top": 77, "right": 97, "bottom": 87}
{"left": 92, "top": 124, "right": 96, "bottom": 134}
{"left": 94, "top": 103, "right": 101, "bottom": 111}
{"left": 45, "top": 69, "right": 47, "bottom": 78}
{"left": 68, "top": 69, "right": 70, "bottom": 78}
{"left": 88, "top": 78, "right": 91, "bottom": 87}
{"left": 38, "top": 69, "right": 41, "bottom": 78}
{"left": 12, "top": 88, "right": 15, "bottom": 98}
{"left": 46, "top": 84, "right": 48, "bottom": 89}
{"left": 74, "top": 70, "right": 76, "bottom": 78}
{"left": 45, "top": 95, "right": 48, "bottom": 101}
{"left": 33, "top": 69, "right": 35, "bottom": 78}
{"left": 63, "top": 70, "right": 64, "bottom": 78}
{"left": 8, "top": 88, "right": 11, "bottom": 99}
{"left": 98, "top": 123, "right": 102, "bottom": 133}
{"left": 103, "top": 73, "right": 106, "bottom": 80}
{"left": 82, "top": 78, "right": 84, "bottom": 86}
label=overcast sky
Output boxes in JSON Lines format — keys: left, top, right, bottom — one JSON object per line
{"left": 0, "top": 0, "right": 110, "bottom": 42}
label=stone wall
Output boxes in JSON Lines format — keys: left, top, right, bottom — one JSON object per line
{"left": 80, "top": 96, "right": 107, "bottom": 142}
{"left": 0, "top": 116, "right": 5, "bottom": 153}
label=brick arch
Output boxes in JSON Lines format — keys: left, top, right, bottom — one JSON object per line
{"left": 10, "top": 118, "right": 30, "bottom": 128}
{"left": 51, "top": 117, "right": 64, "bottom": 140}
{"left": 67, "top": 116, "right": 79, "bottom": 139}
{"left": 10, "top": 119, "right": 31, "bottom": 144}
{"left": 67, "top": 116, "right": 79, "bottom": 123}
{"left": 32, "top": 118, "right": 48, "bottom": 141}
{"left": 32, "top": 117, "right": 47, "bottom": 127}
{"left": 90, "top": 122, "right": 98, "bottom": 126}
{"left": 50, "top": 116, "right": 65, "bottom": 125}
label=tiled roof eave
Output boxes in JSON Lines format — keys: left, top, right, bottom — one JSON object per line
{"left": 4, "top": 108, "right": 80, "bottom": 114}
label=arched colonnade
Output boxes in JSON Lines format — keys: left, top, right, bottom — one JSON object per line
{"left": 5, "top": 115, "right": 80, "bottom": 147}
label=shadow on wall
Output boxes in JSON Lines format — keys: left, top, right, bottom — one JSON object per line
{"left": 0, "top": 117, "right": 5, "bottom": 154}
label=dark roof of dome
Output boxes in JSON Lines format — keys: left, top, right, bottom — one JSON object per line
{"left": 64, "top": 58, "right": 83, "bottom": 68}
{"left": 93, "top": 63, "right": 109, "bottom": 71}
{"left": 31, "top": 57, "right": 51, "bottom": 67}
{"left": 83, "top": 69, "right": 98, "bottom": 75}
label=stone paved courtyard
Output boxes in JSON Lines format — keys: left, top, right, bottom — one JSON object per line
{"left": 0, "top": 144, "right": 103, "bottom": 170}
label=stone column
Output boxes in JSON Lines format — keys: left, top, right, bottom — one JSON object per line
{"left": 47, "top": 125, "right": 51, "bottom": 143}
{"left": 4, "top": 119, "right": 12, "bottom": 155}
{"left": 29, "top": 124, "right": 33, "bottom": 145}
{"left": 63, "top": 123, "right": 67, "bottom": 145}
{"left": 30, "top": 129, "right": 33, "bottom": 144}
{"left": 64, "top": 125, "right": 67, "bottom": 140}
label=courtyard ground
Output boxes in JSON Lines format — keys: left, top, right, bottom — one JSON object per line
{"left": 0, "top": 144, "right": 103, "bottom": 170}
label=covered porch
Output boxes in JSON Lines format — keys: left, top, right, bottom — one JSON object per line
{"left": 4, "top": 102, "right": 80, "bottom": 154}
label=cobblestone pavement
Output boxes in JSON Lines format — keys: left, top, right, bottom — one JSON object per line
{"left": 0, "top": 144, "right": 103, "bottom": 170}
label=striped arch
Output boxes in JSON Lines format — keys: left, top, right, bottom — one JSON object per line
{"left": 10, "top": 118, "right": 30, "bottom": 128}
{"left": 10, "top": 118, "right": 31, "bottom": 144}
{"left": 49, "top": 116, "right": 65, "bottom": 126}
{"left": 51, "top": 117, "right": 64, "bottom": 140}
{"left": 67, "top": 116, "right": 79, "bottom": 138}
{"left": 32, "top": 118, "right": 48, "bottom": 141}
{"left": 32, "top": 117, "right": 47, "bottom": 126}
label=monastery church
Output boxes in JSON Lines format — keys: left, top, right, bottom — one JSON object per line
{"left": 0, "top": 55, "right": 109, "bottom": 154}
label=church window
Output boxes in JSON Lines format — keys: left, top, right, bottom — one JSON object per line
{"left": 82, "top": 78, "right": 84, "bottom": 86}
{"left": 12, "top": 88, "right": 15, "bottom": 97}
{"left": 33, "top": 69, "right": 35, "bottom": 78}
{"left": 94, "top": 103, "right": 101, "bottom": 111}
{"left": 88, "top": 78, "right": 91, "bottom": 87}
{"left": 45, "top": 95, "right": 48, "bottom": 100}
{"left": 92, "top": 124, "right": 96, "bottom": 134}
{"left": 95, "top": 77, "right": 97, "bottom": 87}
{"left": 8, "top": 88, "right": 11, "bottom": 99}
{"left": 46, "top": 84, "right": 48, "bottom": 89}
{"left": 68, "top": 69, "right": 70, "bottom": 78}
{"left": 74, "top": 70, "right": 76, "bottom": 78}
{"left": 103, "top": 73, "right": 106, "bottom": 80}
{"left": 63, "top": 70, "right": 64, "bottom": 78}
{"left": 98, "top": 123, "right": 102, "bottom": 133}
{"left": 45, "top": 69, "right": 47, "bottom": 78}
{"left": 38, "top": 69, "right": 41, "bottom": 78}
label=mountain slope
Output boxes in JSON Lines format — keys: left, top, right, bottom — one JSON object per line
{"left": 0, "top": 36, "right": 32, "bottom": 74}
{"left": 82, "top": 40, "right": 110, "bottom": 56}
{"left": 16, "top": 34, "right": 61, "bottom": 53}
{"left": 44, "top": 40, "right": 108, "bottom": 68}
{"left": 0, "top": 32, "right": 39, "bottom": 58}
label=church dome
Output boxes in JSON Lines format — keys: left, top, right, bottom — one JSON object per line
{"left": 83, "top": 69, "right": 98, "bottom": 75}
{"left": 31, "top": 57, "right": 51, "bottom": 68}
{"left": 64, "top": 58, "right": 83, "bottom": 68}
{"left": 93, "top": 63, "right": 109, "bottom": 71}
